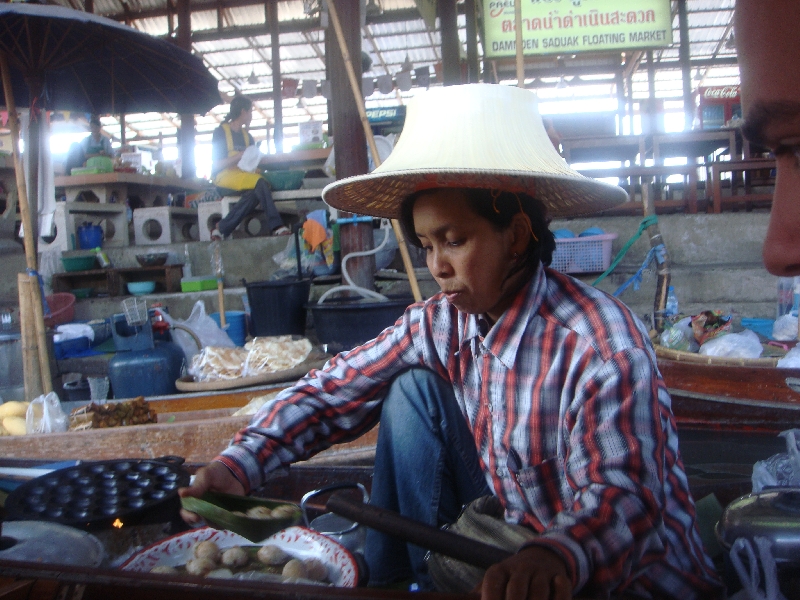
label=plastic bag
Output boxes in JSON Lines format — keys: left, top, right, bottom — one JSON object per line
{"left": 772, "top": 313, "right": 798, "bottom": 341}
{"left": 691, "top": 310, "right": 732, "bottom": 345}
{"left": 271, "top": 230, "right": 334, "bottom": 279}
{"left": 188, "top": 346, "right": 248, "bottom": 382}
{"left": 26, "top": 392, "right": 68, "bottom": 434}
{"left": 777, "top": 346, "right": 800, "bottom": 368}
{"left": 728, "top": 537, "right": 788, "bottom": 600}
{"left": 699, "top": 329, "right": 763, "bottom": 359}
{"left": 237, "top": 145, "right": 262, "bottom": 173}
{"left": 752, "top": 429, "right": 800, "bottom": 493}
{"left": 160, "top": 300, "right": 234, "bottom": 364}
{"left": 659, "top": 316, "right": 699, "bottom": 352}
{"left": 54, "top": 323, "right": 95, "bottom": 343}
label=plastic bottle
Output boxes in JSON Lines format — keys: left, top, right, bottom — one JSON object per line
{"left": 183, "top": 243, "right": 193, "bottom": 279}
{"left": 93, "top": 247, "right": 112, "bottom": 268}
{"left": 778, "top": 276, "right": 794, "bottom": 318}
{"left": 665, "top": 286, "right": 679, "bottom": 317}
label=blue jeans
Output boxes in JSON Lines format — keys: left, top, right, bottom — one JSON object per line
{"left": 365, "top": 368, "right": 491, "bottom": 590}
{"left": 216, "top": 178, "right": 283, "bottom": 237}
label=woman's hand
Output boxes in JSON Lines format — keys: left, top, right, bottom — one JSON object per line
{"left": 178, "top": 461, "right": 245, "bottom": 526}
{"left": 478, "top": 546, "right": 571, "bottom": 600}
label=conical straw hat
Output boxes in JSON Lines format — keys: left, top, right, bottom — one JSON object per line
{"left": 322, "top": 84, "right": 627, "bottom": 219}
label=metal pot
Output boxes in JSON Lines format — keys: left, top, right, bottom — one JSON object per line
{"left": 301, "top": 483, "right": 369, "bottom": 554}
{"left": 716, "top": 487, "right": 800, "bottom": 564}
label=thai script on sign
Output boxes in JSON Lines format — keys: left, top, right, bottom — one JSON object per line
{"left": 501, "top": 9, "right": 656, "bottom": 32}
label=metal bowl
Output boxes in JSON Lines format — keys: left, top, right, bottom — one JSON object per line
{"left": 135, "top": 252, "right": 169, "bottom": 267}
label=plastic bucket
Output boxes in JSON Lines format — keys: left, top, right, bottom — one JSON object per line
{"left": 246, "top": 279, "right": 311, "bottom": 337}
{"left": 77, "top": 224, "right": 103, "bottom": 250}
{"left": 309, "top": 296, "right": 413, "bottom": 353}
{"left": 211, "top": 311, "right": 247, "bottom": 347}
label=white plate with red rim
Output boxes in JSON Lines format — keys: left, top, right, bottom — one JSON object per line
{"left": 121, "top": 525, "right": 358, "bottom": 587}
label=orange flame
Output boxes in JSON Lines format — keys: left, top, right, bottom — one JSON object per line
{"left": 112, "top": 518, "right": 124, "bottom": 529}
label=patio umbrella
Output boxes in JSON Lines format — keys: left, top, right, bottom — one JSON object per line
{"left": 0, "top": 3, "right": 220, "bottom": 115}
{"left": 0, "top": 3, "right": 221, "bottom": 398}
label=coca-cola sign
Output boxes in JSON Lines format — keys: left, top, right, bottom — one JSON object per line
{"left": 701, "top": 86, "right": 740, "bottom": 100}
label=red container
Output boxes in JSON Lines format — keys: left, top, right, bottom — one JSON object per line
{"left": 44, "top": 293, "right": 76, "bottom": 328}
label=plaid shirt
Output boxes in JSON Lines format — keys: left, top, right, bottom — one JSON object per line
{"left": 219, "top": 265, "right": 723, "bottom": 598}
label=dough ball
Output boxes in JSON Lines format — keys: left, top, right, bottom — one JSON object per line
{"left": 282, "top": 558, "right": 308, "bottom": 579}
{"left": 257, "top": 544, "right": 289, "bottom": 565}
{"left": 207, "top": 568, "right": 235, "bottom": 579}
{"left": 270, "top": 504, "right": 297, "bottom": 519}
{"left": 221, "top": 546, "right": 249, "bottom": 568}
{"left": 193, "top": 540, "right": 221, "bottom": 563}
{"left": 185, "top": 557, "right": 217, "bottom": 576}
{"left": 150, "top": 565, "right": 178, "bottom": 574}
{"left": 231, "top": 510, "right": 247, "bottom": 517}
{"left": 303, "top": 558, "right": 328, "bottom": 582}
{"left": 246, "top": 505, "right": 273, "bottom": 519}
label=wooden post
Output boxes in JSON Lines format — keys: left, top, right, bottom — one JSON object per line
{"left": 641, "top": 184, "right": 671, "bottom": 333}
{"left": 18, "top": 274, "right": 43, "bottom": 401}
{"left": 1, "top": 52, "right": 51, "bottom": 395}
{"left": 464, "top": 0, "right": 480, "bottom": 83}
{"left": 177, "top": 0, "right": 196, "bottom": 179}
{"left": 327, "top": 0, "right": 422, "bottom": 303}
{"left": 437, "top": 0, "right": 461, "bottom": 85}
{"left": 268, "top": 1, "right": 283, "bottom": 154}
{"left": 325, "top": 0, "right": 373, "bottom": 292}
{"left": 514, "top": 0, "right": 524, "bottom": 87}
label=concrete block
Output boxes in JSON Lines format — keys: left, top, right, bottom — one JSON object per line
{"left": 133, "top": 207, "right": 198, "bottom": 246}
{"left": 197, "top": 201, "right": 223, "bottom": 242}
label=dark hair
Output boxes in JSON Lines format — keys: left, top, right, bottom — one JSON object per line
{"left": 89, "top": 115, "right": 101, "bottom": 126}
{"left": 226, "top": 95, "right": 253, "bottom": 122}
{"left": 399, "top": 188, "right": 556, "bottom": 276}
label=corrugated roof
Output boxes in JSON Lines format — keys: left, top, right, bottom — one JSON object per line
{"left": 43, "top": 0, "right": 740, "bottom": 175}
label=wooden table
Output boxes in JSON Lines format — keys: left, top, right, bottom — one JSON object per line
{"left": 577, "top": 164, "right": 702, "bottom": 214}
{"left": 652, "top": 129, "right": 739, "bottom": 163}
{"left": 561, "top": 134, "right": 650, "bottom": 165}
{"left": 54, "top": 172, "right": 208, "bottom": 207}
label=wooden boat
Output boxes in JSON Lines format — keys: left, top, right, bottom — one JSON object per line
{"left": 3, "top": 347, "right": 799, "bottom": 465}
{"left": 656, "top": 347, "right": 800, "bottom": 433}
{"left": 0, "top": 454, "right": 764, "bottom": 600}
{"left": 0, "top": 383, "right": 378, "bottom": 466}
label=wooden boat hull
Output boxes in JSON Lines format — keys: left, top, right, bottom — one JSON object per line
{"left": 0, "top": 455, "right": 765, "bottom": 600}
{"left": 3, "top": 355, "right": 798, "bottom": 465}
{"left": 0, "top": 385, "right": 378, "bottom": 466}
{"left": 658, "top": 358, "right": 800, "bottom": 432}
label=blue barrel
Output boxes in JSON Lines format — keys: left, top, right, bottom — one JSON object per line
{"left": 211, "top": 311, "right": 247, "bottom": 347}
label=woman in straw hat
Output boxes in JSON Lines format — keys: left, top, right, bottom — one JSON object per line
{"left": 181, "top": 85, "right": 722, "bottom": 599}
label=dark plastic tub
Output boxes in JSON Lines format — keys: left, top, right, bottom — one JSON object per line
{"left": 309, "top": 296, "right": 413, "bottom": 353}
{"left": 246, "top": 278, "right": 311, "bottom": 337}
{"left": 63, "top": 378, "right": 91, "bottom": 403}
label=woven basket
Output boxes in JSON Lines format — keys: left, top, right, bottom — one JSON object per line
{"left": 653, "top": 343, "right": 780, "bottom": 368}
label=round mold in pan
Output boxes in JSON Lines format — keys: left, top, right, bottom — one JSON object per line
{"left": 4, "top": 457, "right": 190, "bottom": 529}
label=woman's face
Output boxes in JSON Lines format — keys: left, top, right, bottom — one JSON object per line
{"left": 413, "top": 189, "right": 528, "bottom": 323}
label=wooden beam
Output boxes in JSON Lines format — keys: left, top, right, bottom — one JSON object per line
{"left": 437, "top": 0, "right": 460, "bottom": 85}
{"left": 268, "top": 1, "right": 283, "bottom": 154}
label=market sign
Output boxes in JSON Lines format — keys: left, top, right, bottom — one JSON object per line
{"left": 483, "top": 0, "right": 673, "bottom": 58}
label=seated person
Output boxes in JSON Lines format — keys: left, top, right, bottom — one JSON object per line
{"left": 210, "top": 95, "right": 289, "bottom": 240}
{"left": 180, "top": 84, "right": 723, "bottom": 599}
{"left": 64, "top": 115, "right": 114, "bottom": 175}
